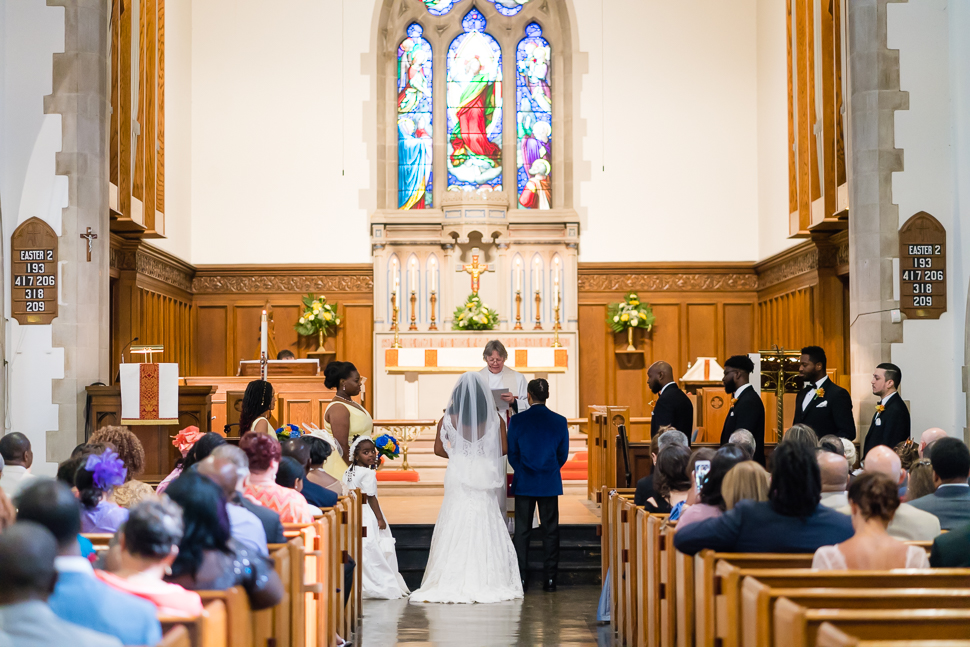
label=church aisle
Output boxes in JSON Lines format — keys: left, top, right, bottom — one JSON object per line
{"left": 357, "top": 585, "right": 612, "bottom": 646}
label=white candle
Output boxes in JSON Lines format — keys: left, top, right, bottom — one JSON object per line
{"left": 410, "top": 258, "right": 417, "bottom": 292}
{"left": 260, "top": 310, "right": 268, "bottom": 358}
{"left": 430, "top": 257, "right": 437, "bottom": 292}
{"left": 535, "top": 258, "right": 541, "bottom": 295}
{"left": 515, "top": 258, "right": 522, "bottom": 292}
{"left": 392, "top": 259, "right": 399, "bottom": 294}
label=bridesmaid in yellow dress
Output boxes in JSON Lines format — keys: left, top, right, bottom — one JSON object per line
{"left": 322, "top": 361, "right": 373, "bottom": 479}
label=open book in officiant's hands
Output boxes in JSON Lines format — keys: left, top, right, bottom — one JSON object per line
{"left": 492, "top": 388, "right": 511, "bottom": 412}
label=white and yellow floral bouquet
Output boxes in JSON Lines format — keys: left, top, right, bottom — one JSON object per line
{"left": 607, "top": 291, "right": 656, "bottom": 333}
{"left": 452, "top": 293, "right": 499, "bottom": 331}
{"left": 296, "top": 294, "right": 341, "bottom": 338}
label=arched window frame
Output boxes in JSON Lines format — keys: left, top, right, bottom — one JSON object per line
{"left": 377, "top": 0, "right": 573, "bottom": 213}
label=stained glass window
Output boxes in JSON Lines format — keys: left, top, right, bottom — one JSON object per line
{"left": 398, "top": 24, "right": 434, "bottom": 209}
{"left": 516, "top": 23, "right": 551, "bottom": 209}
{"left": 423, "top": 0, "right": 456, "bottom": 15}
{"left": 487, "top": 0, "right": 533, "bottom": 16}
{"left": 446, "top": 9, "right": 503, "bottom": 193}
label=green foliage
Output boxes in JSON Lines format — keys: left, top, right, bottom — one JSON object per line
{"left": 452, "top": 293, "right": 500, "bottom": 331}
{"left": 295, "top": 294, "right": 341, "bottom": 337}
{"left": 606, "top": 292, "right": 656, "bottom": 333}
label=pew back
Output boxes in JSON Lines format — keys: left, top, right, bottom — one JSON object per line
{"left": 197, "top": 587, "right": 249, "bottom": 647}
{"left": 815, "top": 621, "right": 970, "bottom": 647}
{"left": 158, "top": 624, "right": 191, "bottom": 647}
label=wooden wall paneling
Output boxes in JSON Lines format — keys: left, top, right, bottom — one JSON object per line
{"left": 339, "top": 303, "right": 375, "bottom": 403}
{"left": 818, "top": 0, "right": 836, "bottom": 222}
{"left": 143, "top": 0, "right": 158, "bottom": 234}
{"left": 234, "top": 305, "right": 264, "bottom": 371}
{"left": 110, "top": 0, "right": 120, "bottom": 189}
{"left": 118, "top": 0, "right": 132, "bottom": 220}
{"left": 649, "top": 303, "right": 682, "bottom": 378}
{"left": 792, "top": 0, "right": 811, "bottom": 235}
{"left": 686, "top": 304, "right": 718, "bottom": 365}
{"left": 578, "top": 304, "right": 609, "bottom": 415}
{"left": 786, "top": 0, "right": 798, "bottom": 223}
{"left": 157, "top": 0, "right": 165, "bottom": 214}
{"left": 723, "top": 303, "right": 755, "bottom": 359}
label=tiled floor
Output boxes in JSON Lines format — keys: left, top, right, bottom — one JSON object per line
{"left": 357, "top": 585, "right": 613, "bottom": 646}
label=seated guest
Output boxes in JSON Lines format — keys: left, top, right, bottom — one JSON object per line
{"left": 16, "top": 481, "right": 162, "bottom": 646}
{"left": 918, "top": 427, "right": 948, "bottom": 458}
{"left": 181, "top": 432, "right": 227, "bottom": 472}
{"left": 905, "top": 458, "right": 936, "bottom": 502}
{"left": 783, "top": 424, "right": 818, "bottom": 451}
{"left": 95, "top": 499, "right": 204, "bottom": 617}
{"left": 0, "top": 485, "right": 14, "bottom": 532}
{"left": 842, "top": 439, "right": 859, "bottom": 471}
{"left": 894, "top": 438, "right": 919, "bottom": 471}
{"left": 930, "top": 520, "right": 970, "bottom": 567}
{"left": 813, "top": 472, "right": 929, "bottom": 569}
{"left": 680, "top": 447, "right": 716, "bottom": 519}
{"left": 634, "top": 429, "right": 688, "bottom": 507}
{"left": 853, "top": 446, "right": 940, "bottom": 540}
{"left": 275, "top": 455, "right": 322, "bottom": 513}
{"left": 678, "top": 445, "right": 746, "bottom": 529}
{"left": 156, "top": 426, "right": 204, "bottom": 494}
{"left": 54, "top": 455, "right": 97, "bottom": 559}
{"left": 211, "top": 445, "right": 285, "bottom": 544}
{"left": 88, "top": 427, "right": 154, "bottom": 508}
{"left": 674, "top": 441, "right": 854, "bottom": 555}
{"left": 164, "top": 471, "right": 284, "bottom": 610}
{"left": 241, "top": 431, "right": 314, "bottom": 523}
{"left": 277, "top": 350, "right": 296, "bottom": 360}
{"left": 304, "top": 435, "right": 348, "bottom": 497}
{"left": 76, "top": 450, "right": 130, "bottom": 534}
{"left": 818, "top": 450, "right": 849, "bottom": 509}
{"left": 0, "top": 432, "right": 38, "bottom": 499}
{"left": 818, "top": 434, "right": 845, "bottom": 456}
{"left": 722, "top": 461, "right": 770, "bottom": 510}
{"left": 0, "top": 522, "right": 124, "bottom": 647}
{"left": 196, "top": 455, "right": 269, "bottom": 556}
{"left": 281, "top": 438, "right": 338, "bottom": 508}
{"left": 908, "top": 436, "right": 970, "bottom": 529}
{"left": 642, "top": 445, "right": 692, "bottom": 518}
{"left": 727, "top": 429, "right": 756, "bottom": 460}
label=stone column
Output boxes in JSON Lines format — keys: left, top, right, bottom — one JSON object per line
{"left": 846, "top": 0, "right": 908, "bottom": 442}
{"left": 46, "top": 0, "right": 111, "bottom": 457}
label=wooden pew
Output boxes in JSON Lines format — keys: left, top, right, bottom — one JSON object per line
{"left": 815, "top": 621, "right": 970, "bottom": 647}
{"left": 285, "top": 516, "right": 330, "bottom": 647}
{"left": 606, "top": 489, "right": 636, "bottom": 643}
{"left": 675, "top": 537, "right": 694, "bottom": 647}
{"left": 742, "top": 578, "right": 970, "bottom": 647}
{"left": 81, "top": 533, "right": 114, "bottom": 551}
{"left": 160, "top": 598, "right": 226, "bottom": 647}
{"left": 694, "top": 551, "right": 815, "bottom": 647}
{"left": 197, "top": 587, "right": 249, "bottom": 647}
{"left": 774, "top": 599, "right": 970, "bottom": 647}
{"left": 252, "top": 541, "right": 293, "bottom": 647}
{"left": 636, "top": 512, "right": 672, "bottom": 647}
{"left": 157, "top": 624, "right": 191, "bottom": 647}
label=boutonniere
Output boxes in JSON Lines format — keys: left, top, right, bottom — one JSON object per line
{"left": 875, "top": 404, "right": 885, "bottom": 413}
{"left": 815, "top": 387, "right": 826, "bottom": 399}
{"left": 730, "top": 397, "right": 738, "bottom": 406}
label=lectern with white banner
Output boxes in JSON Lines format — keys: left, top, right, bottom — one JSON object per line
{"left": 120, "top": 346, "right": 180, "bottom": 425}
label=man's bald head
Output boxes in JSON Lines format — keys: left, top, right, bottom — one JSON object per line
{"left": 0, "top": 432, "right": 32, "bottom": 467}
{"left": 0, "top": 522, "right": 58, "bottom": 604}
{"left": 920, "top": 428, "right": 948, "bottom": 457}
{"left": 648, "top": 361, "right": 674, "bottom": 394}
{"left": 864, "top": 445, "right": 903, "bottom": 485}
{"left": 817, "top": 450, "right": 849, "bottom": 493}
{"left": 196, "top": 456, "right": 239, "bottom": 499}
{"left": 281, "top": 438, "right": 311, "bottom": 471}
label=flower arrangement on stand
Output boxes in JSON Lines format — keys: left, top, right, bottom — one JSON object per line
{"left": 607, "top": 291, "right": 656, "bottom": 350}
{"left": 452, "top": 293, "right": 500, "bottom": 331}
{"left": 295, "top": 294, "right": 341, "bottom": 348}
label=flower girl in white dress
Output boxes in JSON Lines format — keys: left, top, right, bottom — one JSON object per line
{"left": 342, "top": 437, "right": 410, "bottom": 599}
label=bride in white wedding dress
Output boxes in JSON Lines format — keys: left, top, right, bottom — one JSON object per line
{"left": 409, "top": 371, "right": 524, "bottom": 604}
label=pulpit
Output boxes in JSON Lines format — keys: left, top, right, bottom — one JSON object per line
{"left": 85, "top": 384, "right": 215, "bottom": 480}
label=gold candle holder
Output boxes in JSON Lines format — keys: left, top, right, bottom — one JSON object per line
{"left": 534, "top": 290, "right": 543, "bottom": 330}
{"left": 409, "top": 290, "right": 418, "bottom": 331}
{"left": 552, "top": 294, "right": 562, "bottom": 348}
{"left": 513, "top": 290, "right": 523, "bottom": 330}
{"left": 429, "top": 291, "right": 438, "bottom": 330}
{"left": 391, "top": 291, "right": 401, "bottom": 348}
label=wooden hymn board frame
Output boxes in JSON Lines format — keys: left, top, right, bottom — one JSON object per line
{"left": 11, "top": 217, "right": 58, "bottom": 325}
{"left": 899, "top": 211, "right": 946, "bottom": 320}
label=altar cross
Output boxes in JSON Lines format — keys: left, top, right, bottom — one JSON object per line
{"left": 458, "top": 248, "right": 492, "bottom": 295}
{"left": 80, "top": 227, "right": 98, "bottom": 262}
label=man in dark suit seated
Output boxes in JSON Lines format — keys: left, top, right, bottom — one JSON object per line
{"left": 792, "top": 346, "right": 856, "bottom": 440}
{"left": 648, "top": 361, "right": 693, "bottom": 443}
{"left": 719, "top": 355, "right": 766, "bottom": 464}
{"left": 634, "top": 429, "right": 689, "bottom": 506}
{"left": 212, "top": 444, "right": 286, "bottom": 544}
{"left": 862, "top": 363, "right": 911, "bottom": 457}
{"left": 909, "top": 436, "right": 970, "bottom": 530}
{"left": 508, "top": 378, "right": 570, "bottom": 592}
{"left": 673, "top": 441, "right": 854, "bottom": 555}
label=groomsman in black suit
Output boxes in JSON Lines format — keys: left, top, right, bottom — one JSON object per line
{"left": 648, "top": 361, "right": 694, "bottom": 443}
{"left": 792, "top": 346, "right": 856, "bottom": 440}
{"left": 862, "top": 363, "right": 911, "bottom": 457}
{"left": 719, "top": 355, "right": 766, "bottom": 464}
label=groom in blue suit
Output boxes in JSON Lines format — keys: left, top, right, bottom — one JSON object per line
{"left": 508, "top": 378, "right": 570, "bottom": 592}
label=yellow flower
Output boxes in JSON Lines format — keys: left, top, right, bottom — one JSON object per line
{"left": 630, "top": 300, "right": 640, "bottom": 306}
{"left": 323, "top": 312, "right": 333, "bottom": 321}
{"left": 815, "top": 387, "right": 825, "bottom": 399}
{"left": 620, "top": 313, "right": 629, "bottom": 322}
{"left": 875, "top": 404, "right": 885, "bottom": 413}
{"left": 312, "top": 300, "right": 320, "bottom": 308}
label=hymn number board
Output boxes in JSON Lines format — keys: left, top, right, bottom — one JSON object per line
{"left": 899, "top": 212, "right": 946, "bottom": 320}
{"left": 11, "top": 217, "right": 58, "bottom": 325}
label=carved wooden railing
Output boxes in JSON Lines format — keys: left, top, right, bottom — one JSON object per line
{"left": 371, "top": 419, "right": 437, "bottom": 471}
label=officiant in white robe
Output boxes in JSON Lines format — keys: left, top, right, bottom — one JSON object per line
{"left": 480, "top": 339, "right": 530, "bottom": 420}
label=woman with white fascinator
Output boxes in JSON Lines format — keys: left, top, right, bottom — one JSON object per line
{"left": 409, "top": 371, "right": 523, "bottom": 604}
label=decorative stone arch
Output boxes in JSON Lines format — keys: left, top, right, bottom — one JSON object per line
{"left": 374, "top": 0, "right": 577, "bottom": 210}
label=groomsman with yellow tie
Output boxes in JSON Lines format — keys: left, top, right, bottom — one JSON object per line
{"left": 792, "top": 346, "right": 855, "bottom": 440}
{"left": 862, "top": 363, "right": 911, "bottom": 457}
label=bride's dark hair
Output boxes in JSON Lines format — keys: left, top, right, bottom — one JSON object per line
{"left": 447, "top": 378, "right": 489, "bottom": 427}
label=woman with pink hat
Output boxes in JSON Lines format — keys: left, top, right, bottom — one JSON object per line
{"left": 156, "top": 426, "right": 203, "bottom": 494}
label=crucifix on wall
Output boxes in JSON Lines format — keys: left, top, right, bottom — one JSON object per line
{"left": 458, "top": 248, "right": 492, "bottom": 295}
{"left": 80, "top": 227, "right": 98, "bottom": 262}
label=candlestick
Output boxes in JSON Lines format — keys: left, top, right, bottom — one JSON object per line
{"left": 410, "top": 258, "right": 417, "bottom": 293}
{"left": 515, "top": 258, "right": 522, "bottom": 292}
{"left": 552, "top": 294, "right": 562, "bottom": 348}
{"left": 392, "top": 258, "right": 400, "bottom": 294}
{"left": 409, "top": 290, "right": 418, "bottom": 331}
{"left": 429, "top": 257, "right": 437, "bottom": 292}
{"left": 429, "top": 290, "right": 438, "bottom": 330}
{"left": 260, "top": 310, "right": 268, "bottom": 358}
{"left": 391, "top": 291, "right": 401, "bottom": 348}
{"left": 514, "top": 290, "right": 523, "bottom": 330}
{"left": 534, "top": 290, "right": 543, "bottom": 330}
